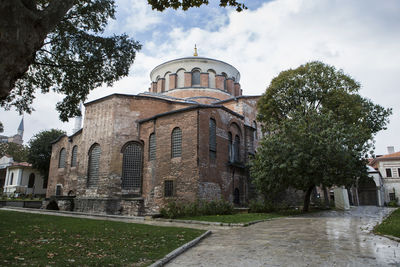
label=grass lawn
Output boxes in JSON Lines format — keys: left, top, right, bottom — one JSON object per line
{"left": 374, "top": 208, "right": 400, "bottom": 238}
{"left": 178, "top": 212, "right": 282, "bottom": 223}
{"left": 0, "top": 210, "right": 205, "bottom": 266}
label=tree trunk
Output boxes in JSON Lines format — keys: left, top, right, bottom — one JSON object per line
{"left": 302, "top": 185, "right": 315, "bottom": 212}
{"left": 0, "top": 0, "right": 74, "bottom": 100}
{"left": 323, "top": 186, "right": 330, "bottom": 208}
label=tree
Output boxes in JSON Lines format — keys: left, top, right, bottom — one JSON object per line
{"left": 0, "top": 0, "right": 246, "bottom": 121}
{"left": 27, "top": 129, "right": 66, "bottom": 180}
{"left": 0, "top": 142, "right": 29, "bottom": 162}
{"left": 252, "top": 61, "right": 391, "bottom": 212}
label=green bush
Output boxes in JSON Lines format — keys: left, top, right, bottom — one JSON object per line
{"left": 160, "top": 200, "right": 234, "bottom": 219}
{"left": 248, "top": 199, "right": 276, "bottom": 213}
{"left": 388, "top": 200, "right": 399, "bottom": 207}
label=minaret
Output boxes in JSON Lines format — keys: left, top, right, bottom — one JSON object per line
{"left": 17, "top": 117, "right": 24, "bottom": 138}
{"left": 72, "top": 103, "right": 83, "bottom": 134}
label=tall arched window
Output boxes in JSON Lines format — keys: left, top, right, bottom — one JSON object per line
{"left": 87, "top": 144, "right": 101, "bottom": 187}
{"left": 234, "top": 135, "right": 240, "bottom": 163}
{"left": 228, "top": 132, "right": 233, "bottom": 162}
{"left": 28, "top": 173, "right": 35, "bottom": 188}
{"left": 58, "top": 148, "right": 66, "bottom": 168}
{"left": 171, "top": 127, "right": 182, "bottom": 158}
{"left": 149, "top": 133, "right": 156, "bottom": 161}
{"left": 122, "top": 142, "right": 143, "bottom": 190}
{"left": 222, "top": 72, "right": 227, "bottom": 91}
{"left": 209, "top": 118, "right": 216, "bottom": 159}
{"left": 208, "top": 69, "right": 216, "bottom": 88}
{"left": 192, "top": 69, "right": 200, "bottom": 86}
{"left": 71, "top": 145, "right": 78, "bottom": 167}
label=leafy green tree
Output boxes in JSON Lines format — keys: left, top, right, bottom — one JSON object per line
{"left": 252, "top": 61, "right": 391, "bottom": 212}
{"left": 0, "top": 0, "right": 246, "bottom": 121}
{"left": 0, "top": 142, "right": 29, "bottom": 163}
{"left": 27, "top": 129, "right": 66, "bottom": 180}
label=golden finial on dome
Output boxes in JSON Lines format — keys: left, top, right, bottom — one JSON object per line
{"left": 194, "top": 44, "right": 198, "bottom": 56}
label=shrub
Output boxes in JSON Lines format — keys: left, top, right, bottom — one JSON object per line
{"left": 248, "top": 199, "right": 276, "bottom": 213}
{"left": 388, "top": 200, "right": 399, "bottom": 207}
{"left": 160, "top": 199, "right": 234, "bottom": 219}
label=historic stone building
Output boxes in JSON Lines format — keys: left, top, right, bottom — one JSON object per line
{"left": 47, "top": 53, "right": 261, "bottom": 215}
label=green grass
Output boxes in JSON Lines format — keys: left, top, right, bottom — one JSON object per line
{"left": 178, "top": 212, "right": 282, "bottom": 223}
{"left": 0, "top": 210, "right": 205, "bottom": 266}
{"left": 374, "top": 208, "right": 400, "bottom": 238}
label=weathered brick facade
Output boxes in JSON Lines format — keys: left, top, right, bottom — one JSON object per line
{"left": 47, "top": 56, "right": 261, "bottom": 215}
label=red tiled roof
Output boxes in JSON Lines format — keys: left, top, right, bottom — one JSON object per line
{"left": 369, "top": 151, "right": 400, "bottom": 167}
{"left": 11, "top": 162, "right": 32, "bottom": 167}
{"left": 376, "top": 151, "right": 400, "bottom": 159}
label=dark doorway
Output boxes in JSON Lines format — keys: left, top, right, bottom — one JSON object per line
{"left": 234, "top": 188, "right": 240, "bottom": 205}
{"left": 358, "top": 178, "right": 378, "bottom": 206}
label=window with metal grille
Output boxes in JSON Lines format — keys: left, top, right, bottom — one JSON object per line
{"left": 390, "top": 192, "right": 396, "bottom": 201}
{"left": 386, "top": 168, "right": 392, "bottom": 177}
{"left": 234, "top": 135, "right": 240, "bottom": 163}
{"left": 71, "top": 145, "right": 78, "bottom": 167}
{"left": 43, "top": 178, "right": 48, "bottom": 189}
{"left": 56, "top": 185, "right": 62, "bottom": 196}
{"left": 122, "top": 142, "right": 143, "bottom": 190}
{"left": 192, "top": 70, "right": 200, "bottom": 86}
{"left": 10, "top": 173, "right": 14, "bottom": 185}
{"left": 58, "top": 148, "right": 66, "bottom": 168}
{"left": 398, "top": 168, "right": 400, "bottom": 178}
{"left": 171, "top": 127, "right": 182, "bottom": 158}
{"left": 164, "top": 180, "right": 174, "bottom": 197}
{"left": 149, "top": 133, "right": 156, "bottom": 161}
{"left": 209, "top": 118, "right": 216, "bottom": 159}
{"left": 28, "top": 173, "right": 35, "bottom": 188}
{"left": 87, "top": 144, "right": 101, "bottom": 187}
{"left": 228, "top": 132, "right": 233, "bottom": 162}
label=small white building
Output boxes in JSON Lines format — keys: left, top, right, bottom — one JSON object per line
{"left": 370, "top": 146, "right": 400, "bottom": 205}
{"left": 1, "top": 156, "right": 47, "bottom": 197}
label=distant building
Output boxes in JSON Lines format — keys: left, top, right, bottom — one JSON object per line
{"left": 1, "top": 155, "right": 47, "bottom": 197}
{"left": 0, "top": 118, "right": 24, "bottom": 145}
{"left": 370, "top": 146, "right": 400, "bottom": 204}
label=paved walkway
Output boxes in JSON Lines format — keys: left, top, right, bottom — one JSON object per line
{"left": 167, "top": 207, "right": 400, "bottom": 266}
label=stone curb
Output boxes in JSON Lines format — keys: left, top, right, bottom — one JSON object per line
{"left": 382, "top": 234, "right": 400, "bottom": 242}
{"left": 149, "top": 230, "right": 212, "bottom": 267}
{"left": 152, "top": 217, "right": 279, "bottom": 227}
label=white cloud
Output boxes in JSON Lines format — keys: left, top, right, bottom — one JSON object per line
{"left": 2, "top": 0, "right": 399, "bottom": 155}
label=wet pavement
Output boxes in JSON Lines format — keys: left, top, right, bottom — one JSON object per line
{"left": 167, "top": 207, "right": 400, "bottom": 266}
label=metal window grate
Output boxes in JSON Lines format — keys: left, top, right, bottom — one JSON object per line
{"left": 209, "top": 118, "right": 216, "bottom": 159}
{"left": 58, "top": 148, "right": 66, "bottom": 168}
{"left": 234, "top": 135, "right": 240, "bottom": 163}
{"left": 149, "top": 133, "right": 156, "bottom": 161}
{"left": 164, "top": 180, "right": 174, "bottom": 197}
{"left": 386, "top": 168, "right": 392, "bottom": 177}
{"left": 122, "top": 142, "right": 143, "bottom": 189}
{"left": 171, "top": 128, "right": 182, "bottom": 158}
{"left": 87, "top": 144, "right": 101, "bottom": 187}
{"left": 71, "top": 145, "right": 78, "bottom": 167}
{"left": 228, "top": 132, "right": 232, "bottom": 162}
{"left": 192, "top": 70, "right": 200, "bottom": 85}
{"left": 56, "top": 185, "right": 62, "bottom": 196}
{"left": 28, "top": 173, "right": 35, "bottom": 188}
{"left": 390, "top": 192, "right": 396, "bottom": 201}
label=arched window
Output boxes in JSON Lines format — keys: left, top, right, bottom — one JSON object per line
{"left": 164, "top": 72, "right": 170, "bottom": 91}
{"left": 192, "top": 69, "right": 200, "bottom": 86}
{"left": 122, "top": 142, "right": 143, "bottom": 190}
{"left": 177, "top": 68, "right": 185, "bottom": 88}
{"left": 228, "top": 132, "right": 233, "bottom": 162}
{"left": 58, "top": 148, "right": 66, "bottom": 168}
{"left": 28, "top": 173, "right": 35, "bottom": 188}
{"left": 171, "top": 127, "right": 182, "bottom": 158}
{"left": 208, "top": 69, "right": 216, "bottom": 88}
{"left": 149, "top": 133, "right": 156, "bottom": 161}
{"left": 209, "top": 118, "right": 216, "bottom": 159}
{"left": 87, "top": 144, "right": 101, "bottom": 187}
{"left": 9, "top": 173, "right": 14, "bottom": 185}
{"left": 71, "top": 145, "right": 78, "bottom": 167}
{"left": 234, "top": 135, "right": 240, "bottom": 163}
{"left": 222, "top": 72, "right": 227, "bottom": 91}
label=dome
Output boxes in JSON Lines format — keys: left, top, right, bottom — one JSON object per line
{"left": 148, "top": 56, "right": 243, "bottom": 103}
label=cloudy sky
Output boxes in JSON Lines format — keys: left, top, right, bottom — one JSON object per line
{"left": 1, "top": 0, "right": 399, "bottom": 155}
